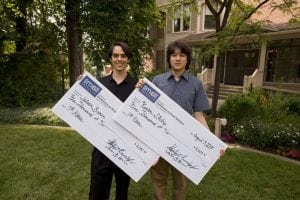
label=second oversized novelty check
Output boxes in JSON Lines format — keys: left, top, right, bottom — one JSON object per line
{"left": 52, "top": 72, "right": 159, "bottom": 182}
{"left": 113, "top": 78, "right": 228, "bottom": 184}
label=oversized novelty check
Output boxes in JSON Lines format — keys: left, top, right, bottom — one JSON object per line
{"left": 113, "top": 78, "right": 228, "bottom": 184}
{"left": 52, "top": 72, "right": 159, "bottom": 182}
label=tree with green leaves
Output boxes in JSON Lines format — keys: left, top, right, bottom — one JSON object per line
{"left": 81, "top": 0, "right": 162, "bottom": 79}
{"left": 170, "top": 0, "right": 300, "bottom": 117}
{"left": 0, "top": 0, "right": 32, "bottom": 52}
{"left": 0, "top": 0, "right": 165, "bottom": 107}
{"left": 207, "top": 0, "right": 299, "bottom": 117}
{"left": 0, "top": 0, "right": 66, "bottom": 107}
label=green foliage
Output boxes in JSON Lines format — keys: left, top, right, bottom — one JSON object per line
{"left": 0, "top": 103, "right": 66, "bottom": 126}
{"left": 271, "top": 0, "right": 300, "bottom": 24}
{"left": 283, "top": 96, "right": 300, "bottom": 115}
{"left": 0, "top": 0, "right": 21, "bottom": 40}
{"left": 81, "top": 0, "right": 162, "bottom": 78}
{"left": 2, "top": 40, "right": 16, "bottom": 54}
{"left": 219, "top": 94, "right": 257, "bottom": 124}
{"left": 0, "top": 0, "right": 67, "bottom": 107}
{"left": 233, "top": 117, "right": 300, "bottom": 149}
{"left": 220, "top": 89, "right": 300, "bottom": 150}
{"left": 0, "top": 52, "right": 62, "bottom": 107}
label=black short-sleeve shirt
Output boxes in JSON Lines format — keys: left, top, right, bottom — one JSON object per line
{"left": 98, "top": 73, "right": 137, "bottom": 102}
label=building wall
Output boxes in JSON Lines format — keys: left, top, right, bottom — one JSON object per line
{"left": 153, "top": 0, "right": 300, "bottom": 91}
{"left": 153, "top": 0, "right": 207, "bottom": 70}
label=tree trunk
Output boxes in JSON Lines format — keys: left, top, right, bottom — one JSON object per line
{"left": 65, "top": 0, "right": 83, "bottom": 86}
{"left": 15, "top": 2, "right": 27, "bottom": 52}
{"left": 211, "top": 54, "right": 224, "bottom": 117}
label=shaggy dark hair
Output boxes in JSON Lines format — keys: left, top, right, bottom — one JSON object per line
{"left": 166, "top": 41, "right": 192, "bottom": 70}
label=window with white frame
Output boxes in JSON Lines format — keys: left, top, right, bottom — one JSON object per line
{"left": 204, "top": 4, "right": 215, "bottom": 30}
{"left": 173, "top": 3, "right": 191, "bottom": 32}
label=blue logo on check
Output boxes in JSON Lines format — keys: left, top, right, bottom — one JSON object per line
{"left": 139, "top": 83, "right": 160, "bottom": 103}
{"left": 79, "top": 76, "right": 102, "bottom": 97}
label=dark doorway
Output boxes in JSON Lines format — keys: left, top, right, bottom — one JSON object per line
{"left": 224, "top": 49, "right": 259, "bottom": 85}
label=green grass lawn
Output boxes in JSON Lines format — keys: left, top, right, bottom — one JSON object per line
{"left": 0, "top": 124, "right": 299, "bottom": 200}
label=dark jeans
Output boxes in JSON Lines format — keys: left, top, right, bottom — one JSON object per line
{"left": 89, "top": 148, "right": 130, "bottom": 200}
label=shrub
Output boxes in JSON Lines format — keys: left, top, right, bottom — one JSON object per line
{"left": 0, "top": 51, "right": 62, "bottom": 107}
{"left": 219, "top": 95, "right": 257, "bottom": 124}
{"left": 283, "top": 96, "right": 300, "bottom": 115}
{"left": 221, "top": 89, "right": 300, "bottom": 151}
{"left": 232, "top": 119, "right": 273, "bottom": 149}
{"left": 233, "top": 118, "right": 300, "bottom": 150}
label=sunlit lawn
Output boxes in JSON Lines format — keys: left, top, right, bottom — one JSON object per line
{"left": 0, "top": 124, "right": 299, "bottom": 200}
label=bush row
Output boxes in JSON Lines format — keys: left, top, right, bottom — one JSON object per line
{"left": 0, "top": 51, "right": 63, "bottom": 107}
{"left": 219, "top": 88, "right": 300, "bottom": 150}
